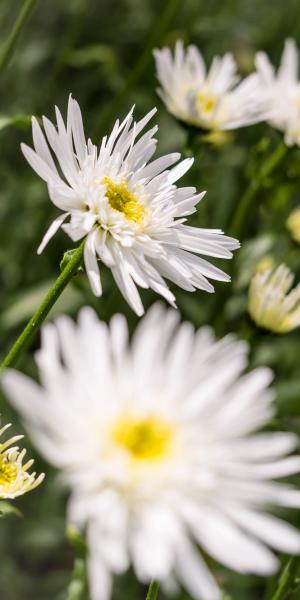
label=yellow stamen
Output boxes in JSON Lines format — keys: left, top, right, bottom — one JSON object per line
{"left": 197, "top": 92, "right": 217, "bottom": 114}
{"left": 112, "top": 414, "right": 174, "bottom": 462}
{"left": 0, "top": 456, "right": 17, "bottom": 485}
{"left": 102, "top": 177, "right": 146, "bottom": 224}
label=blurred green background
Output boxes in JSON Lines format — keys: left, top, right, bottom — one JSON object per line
{"left": 1, "top": 0, "right": 300, "bottom": 598}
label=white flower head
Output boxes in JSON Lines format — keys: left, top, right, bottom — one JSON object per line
{"left": 21, "top": 96, "right": 239, "bottom": 316}
{"left": 154, "top": 40, "right": 270, "bottom": 131}
{"left": 3, "top": 304, "right": 300, "bottom": 600}
{"left": 0, "top": 423, "right": 44, "bottom": 499}
{"left": 255, "top": 39, "right": 300, "bottom": 146}
{"left": 248, "top": 263, "right": 300, "bottom": 333}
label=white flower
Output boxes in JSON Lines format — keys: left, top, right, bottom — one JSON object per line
{"left": 3, "top": 304, "right": 300, "bottom": 600}
{"left": 0, "top": 423, "right": 44, "bottom": 499}
{"left": 255, "top": 39, "right": 300, "bottom": 146}
{"left": 248, "top": 263, "right": 300, "bottom": 333}
{"left": 154, "top": 40, "right": 269, "bottom": 131}
{"left": 21, "top": 96, "right": 239, "bottom": 316}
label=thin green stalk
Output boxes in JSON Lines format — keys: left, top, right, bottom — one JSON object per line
{"left": 145, "top": 580, "right": 160, "bottom": 600}
{"left": 95, "top": 0, "right": 182, "bottom": 136}
{"left": 271, "top": 557, "right": 300, "bottom": 600}
{"left": 0, "top": 0, "right": 39, "bottom": 74}
{"left": 0, "top": 241, "right": 85, "bottom": 371}
{"left": 230, "top": 142, "right": 287, "bottom": 240}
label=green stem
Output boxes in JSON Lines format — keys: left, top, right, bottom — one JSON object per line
{"left": 0, "top": 241, "right": 85, "bottom": 371}
{"left": 95, "top": 0, "right": 182, "bottom": 136}
{"left": 0, "top": 0, "right": 39, "bottom": 74}
{"left": 230, "top": 143, "right": 287, "bottom": 240}
{"left": 145, "top": 581, "right": 160, "bottom": 600}
{"left": 271, "top": 557, "right": 300, "bottom": 600}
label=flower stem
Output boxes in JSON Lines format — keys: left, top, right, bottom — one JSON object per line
{"left": 230, "top": 142, "right": 287, "bottom": 240}
{"left": 95, "top": 0, "right": 182, "bottom": 136}
{"left": 0, "top": 241, "right": 85, "bottom": 371}
{"left": 271, "top": 557, "right": 300, "bottom": 600}
{"left": 0, "top": 0, "right": 39, "bottom": 74}
{"left": 145, "top": 581, "right": 160, "bottom": 600}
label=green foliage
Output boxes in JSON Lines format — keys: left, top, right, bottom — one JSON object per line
{"left": 1, "top": 0, "right": 300, "bottom": 599}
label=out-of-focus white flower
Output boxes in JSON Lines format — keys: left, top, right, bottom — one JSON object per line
{"left": 154, "top": 40, "right": 270, "bottom": 131}
{"left": 254, "top": 256, "right": 275, "bottom": 275}
{"left": 255, "top": 39, "right": 300, "bottom": 146}
{"left": 248, "top": 263, "right": 300, "bottom": 332}
{"left": 286, "top": 207, "right": 300, "bottom": 243}
{"left": 3, "top": 305, "right": 300, "bottom": 600}
{"left": 21, "top": 96, "right": 239, "bottom": 316}
{"left": 0, "top": 423, "right": 44, "bottom": 499}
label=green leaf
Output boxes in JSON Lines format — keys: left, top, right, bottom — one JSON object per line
{"left": 0, "top": 280, "right": 84, "bottom": 332}
{"left": 0, "top": 114, "right": 33, "bottom": 131}
{"left": 65, "top": 44, "right": 116, "bottom": 68}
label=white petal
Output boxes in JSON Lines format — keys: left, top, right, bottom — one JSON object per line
{"left": 84, "top": 233, "right": 102, "bottom": 296}
{"left": 37, "top": 213, "right": 69, "bottom": 254}
{"left": 168, "top": 157, "right": 194, "bottom": 184}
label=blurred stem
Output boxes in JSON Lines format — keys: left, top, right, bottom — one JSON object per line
{"left": 230, "top": 142, "right": 287, "bottom": 240}
{"left": 146, "top": 581, "right": 160, "bottom": 600}
{"left": 0, "top": 241, "right": 85, "bottom": 371}
{"left": 183, "top": 126, "right": 202, "bottom": 157}
{"left": 95, "top": 0, "right": 182, "bottom": 136}
{"left": 271, "top": 557, "right": 300, "bottom": 600}
{"left": 0, "top": 0, "right": 38, "bottom": 74}
{"left": 66, "top": 558, "right": 86, "bottom": 600}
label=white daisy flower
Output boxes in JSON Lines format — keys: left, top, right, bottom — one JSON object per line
{"left": 248, "top": 263, "right": 300, "bottom": 333}
{"left": 154, "top": 40, "right": 269, "bottom": 131}
{"left": 0, "top": 423, "right": 44, "bottom": 499}
{"left": 21, "top": 96, "right": 239, "bottom": 316}
{"left": 2, "top": 304, "right": 300, "bottom": 600}
{"left": 255, "top": 39, "right": 300, "bottom": 146}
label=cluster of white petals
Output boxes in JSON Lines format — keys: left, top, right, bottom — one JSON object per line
{"left": 154, "top": 40, "right": 270, "bottom": 131}
{"left": 255, "top": 39, "right": 300, "bottom": 146}
{"left": 21, "top": 96, "right": 239, "bottom": 315}
{"left": 3, "top": 305, "right": 300, "bottom": 600}
{"left": 248, "top": 264, "right": 300, "bottom": 333}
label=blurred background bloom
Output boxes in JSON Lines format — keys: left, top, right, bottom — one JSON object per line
{"left": 154, "top": 40, "right": 270, "bottom": 131}
{"left": 248, "top": 263, "right": 300, "bottom": 333}
{"left": 255, "top": 39, "right": 300, "bottom": 146}
{"left": 286, "top": 206, "right": 300, "bottom": 243}
{"left": 3, "top": 305, "right": 300, "bottom": 600}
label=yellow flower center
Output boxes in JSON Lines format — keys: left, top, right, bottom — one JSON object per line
{"left": 0, "top": 456, "right": 17, "bottom": 486}
{"left": 102, "top": 177, "right": 146, "bottom": 224}
{"left": 112, "top": 414, "right": 174, "bottom": 462}
{"left": 197, "top": 91, "right": 217, "bottom": 114}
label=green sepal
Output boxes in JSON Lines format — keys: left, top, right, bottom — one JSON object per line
{"left": 66, "top": 524, "right": 87, "bottom": 557}
{"left": 0, "top": 500, "right": 22, "bottom": 518}
{"left": 60, "top": 250, "right": 84, "bottom": 274}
